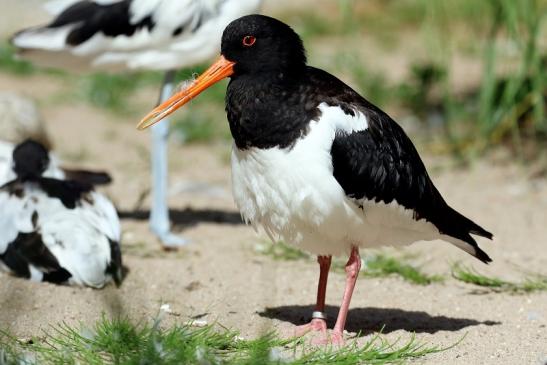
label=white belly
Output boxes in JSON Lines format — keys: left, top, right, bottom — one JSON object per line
{"left": 230, "top": 106, "right": 441, "bottom": 256}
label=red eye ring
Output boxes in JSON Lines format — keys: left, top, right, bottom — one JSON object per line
{"left": 242, "top": 35, "right": 256, "bottom": 47}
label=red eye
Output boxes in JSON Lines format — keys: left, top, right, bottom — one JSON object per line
{"left": 242, "top": 35, "right": 256, "bottom": 47}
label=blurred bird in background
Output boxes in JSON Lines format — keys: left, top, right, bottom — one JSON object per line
{"left": 0, "top": 139, "right": 122, "bottom": 288}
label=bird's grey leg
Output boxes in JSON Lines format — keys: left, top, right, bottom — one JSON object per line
{"left": 294, "top": 255, "right": 331, "bottom": 338}
{"left": 150, "top": 70, "right": 189, "bottom": 248}
{"left": 327, "top": 246, "right": 361, "bottom": 345}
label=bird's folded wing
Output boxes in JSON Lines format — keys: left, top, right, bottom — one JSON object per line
{"left": 330, "top": 110, "right": 446, "bottom": 226}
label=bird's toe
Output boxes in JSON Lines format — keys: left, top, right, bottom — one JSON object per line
{"left": 294, "top": 318, "right": 327, "bottom": 337}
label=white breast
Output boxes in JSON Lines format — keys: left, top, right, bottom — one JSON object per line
{"left": 230, "top": 104, "right": 441, "bottom": 256}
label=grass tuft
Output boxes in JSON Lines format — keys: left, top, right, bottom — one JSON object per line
{"left": 0, "top": 316, "right": 453, "bottom": 364}
{"left": 0, "top": 43, "right": 35, "bottom": 75}
{"left": 451, "top": 263, "right": 547, "bottom": 294}
{"left": 255, "top": 241, "right": 311, "bottom": 261}
{"left": 256, "top": 242, "right": 442, "bottom": 285}
{"left": 360, "top": 255, "right": 444, "bottom": 286}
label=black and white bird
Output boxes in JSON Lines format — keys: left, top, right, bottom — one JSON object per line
{"left": 11, "top": 0, "right": 263, "bottom": 248}
{"left": 0, "top": 140, "right": 122, "bottom": 288}
{"left": 138, "top": 15, "right": 494, "bottom": 344}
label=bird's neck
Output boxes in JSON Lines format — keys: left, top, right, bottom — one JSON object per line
{"left": 226, "top": 68, "right": 319, "bottom": 150}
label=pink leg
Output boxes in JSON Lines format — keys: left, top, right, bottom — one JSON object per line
{"left": 294, "top": 255, "right": 331, "bottom": 337}
{"left": 328, "top": 246, "right": 361, "bottom": 345}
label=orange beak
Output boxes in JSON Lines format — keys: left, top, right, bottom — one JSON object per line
{"left": 137, "top": 56, "right": 235, "bottom": 130}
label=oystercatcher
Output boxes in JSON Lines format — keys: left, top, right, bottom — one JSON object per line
{"left": 137, "top": 15, "right": 493, "bottom": 344}
{"left": 0, "top": 140, "right": 122, "bottom": 288}
{"left": 11, "top": 0, "right": 263, "bottom": 248}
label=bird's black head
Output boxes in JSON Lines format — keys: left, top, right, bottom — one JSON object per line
{"left": 137, "top": 15, "right": 307, "bottom": 130}
{"left": 221, "top": 15, "right": 307, "bottom": 76}
{"left": 12, "top": 139, "right": 50, "bottom": 180}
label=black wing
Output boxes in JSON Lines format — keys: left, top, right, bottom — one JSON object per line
{"left": 38, "top": 177, "right": 94, "bottom": 209}
{"left": 47, "top": 0, "right": 154, "bottom": 46}
{"left": 61, "top": 168, "right": 112, "bottom": 186}
{"left": 305, "top": 67, "right": 493, "bottom": 263}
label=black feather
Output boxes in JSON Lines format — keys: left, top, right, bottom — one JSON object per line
{"left": 61, "top": 168, "right": 112, "bottom": 186}
{"left": 0, "top": 232, "right": 72, "bottom": 283}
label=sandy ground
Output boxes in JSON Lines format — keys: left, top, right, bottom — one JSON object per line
{"left": 1, "top": 2, "right": 547, "bottom": 364}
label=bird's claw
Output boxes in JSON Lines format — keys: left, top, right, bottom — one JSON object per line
{"left": 156, "top": 231, "right": 190, "bottom": 250}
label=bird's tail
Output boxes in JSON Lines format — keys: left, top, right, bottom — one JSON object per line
{"left": 440, "top": 206, "right": 493, "bottom": 264}
{"left": 61, "top": 168, "right": 113, "bottom": 186}
{"left": 107, "top": 239, "right": 124, "bottom": 287}
{"left": 11, "top": 26, "right": 73, "bottom": 52}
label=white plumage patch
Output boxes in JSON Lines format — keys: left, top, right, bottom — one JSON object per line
{"left": 12, "top": 26, "right": 75, "bottom": 52}
{"left": 231, "top": 103, "right": 442, "bottom": 256}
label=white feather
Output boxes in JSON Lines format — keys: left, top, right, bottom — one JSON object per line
{"left": 12, "top": 26, "right": 76, "bottom": 51}
{"left": 0, "top": 191, "right": 26, "bottom": 254}
{"left": 231, "top": 104, "right": 441, "bottom": 256}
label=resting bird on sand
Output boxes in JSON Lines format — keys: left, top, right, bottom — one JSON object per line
{"left": 137, "top": 15, "right": 493, "bottom": 344}
{"left": 11, "top": 0, "right": 263, "bottom": 248}
{"left": 0, "top": 140, "right": 122, "bottom": 288}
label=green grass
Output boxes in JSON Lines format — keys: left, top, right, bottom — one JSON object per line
{"left": 359, "top": 255, "right": 444, "bottom": 286}
{"left": 0, "top": 43, "right": 35, "bottom": 75}
{"left": 423, "top": 0, "right": 547, "bottom": 158}
{"left": 256, "top": 242, "right": 442, "bottom": 285}
{"left": 255, "top": 241, "right": 311, "bottom": 261}
{"left": 451, "top": 263, "right": 547, "bottom": 294}
{"left": 0, "top": 317, "right": 453, "bottom": 365}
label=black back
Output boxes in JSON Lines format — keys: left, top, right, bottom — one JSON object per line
{"left": 4, "top": 139, "right": 95, "bottom": 209}
{"left": 48, "top": 0, "right": 154, "bottom": 46}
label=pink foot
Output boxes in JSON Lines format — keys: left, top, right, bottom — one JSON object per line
{"left": 329, "top": 330, "right": 345, "bottom": 346}
{"left": 294, "top": 318, "right": 327, "bottom": 337}
{"left": 312, "top": 330, "right": 345, "bottom": 346}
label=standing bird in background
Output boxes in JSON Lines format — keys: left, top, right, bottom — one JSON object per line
{"left": 138, "top": 15, "right": 493, "bottom": 344}
{"left": 0, "top": 140, "right": 122, "bottom": 288}
{"left": 11, "top": 0, "right": 263, "bottom": 248}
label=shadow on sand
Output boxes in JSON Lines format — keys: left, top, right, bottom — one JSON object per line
{"left": 259, "top": 305, "right": 500, "bottom": 335}
{"left": 118, "top": 208, "right": 244, "bottom": 230}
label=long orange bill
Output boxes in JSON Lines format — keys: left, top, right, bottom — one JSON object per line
{"left": 137, "top": 56, "right": 235, "bottom": 130}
